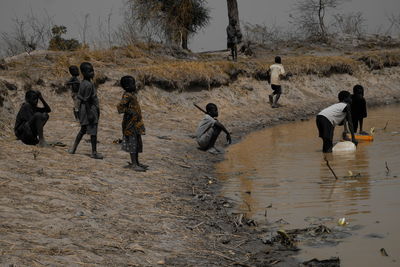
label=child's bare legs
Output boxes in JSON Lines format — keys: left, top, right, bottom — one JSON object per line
{"left": 69, "top": 127, "right": 103, "bottom": 159}
{"left": 90, "top": 135, "right": 103, "bottom": 159}
{"left": 69, "top": 127, "right": 85, "bottom": 154}
{"left": 272, "top": 93, "right": 281, "bottom": 108}
{"left": 128, "top": 152, "right": 146, "bottom": 172}
{"left": 231, "top": 45, "right": 237, "bottom": 61}
{"left": 322, "top": 138, "right": 333, "bottom": 153}
{"left": 31, "top": 112, "right": 49, "bottom": 147}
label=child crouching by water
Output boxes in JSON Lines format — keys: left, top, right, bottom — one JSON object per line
{"left": 117, "top": 76, "right": 148, "bottom": 172}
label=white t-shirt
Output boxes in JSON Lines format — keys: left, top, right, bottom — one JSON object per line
{"left": 318, "top": 102, "right": 348, "bottom": 127}
{"left": 269, "top": 63, "right": 285, "bottom": 85}
{"left": 196, "top": 114, "right": 216, "bottom": 149}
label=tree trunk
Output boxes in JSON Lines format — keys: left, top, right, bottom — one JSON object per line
{"left": 227, "top": 0, "right": 242, "bottom": 42}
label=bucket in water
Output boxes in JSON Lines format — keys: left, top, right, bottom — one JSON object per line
{"left": 332, "top": 141, "right": 356, "bottom": 153}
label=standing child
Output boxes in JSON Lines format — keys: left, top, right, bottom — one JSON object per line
{"left": 68, "top": 62, "right": 103, "bottom": 159}
{"left": 66, "top": 65, "right": 80, "bottom": 121}
{"left": 351, "top": 84, "right": 368, "bottom": 134}
{"left": 117, "top": 76, "right": 147, "bottom": 172}
{"left": 226, "top": 19, "right": 241, "bottom": 61}
{"left": 268, "top": 56, "right": 285, "bottom": 108}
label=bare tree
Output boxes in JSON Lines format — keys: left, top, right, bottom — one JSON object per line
{"left": 243, "top": 22, "right": 283, "bottom": 46}
{"left": 0, "top": 10, "right": 53, "bottom": 56}
{"left": 291, "top": 0, "right": 346, "bottom": 41}
{"left": 333, "top": 12, "right": 365, "bottom": 37}
{"left": 76, "top": 13, "right": 90, "bottom": 46}
{"left": 386, "top": 13, "right": 400, "bottom": 36}
{"left": 94, "top": 9, "right": 116, "bottom": 49}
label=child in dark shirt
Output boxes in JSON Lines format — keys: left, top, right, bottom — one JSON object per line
{"left": 14, "top": 90, "right": 51, "bottom": 146}
{"left": 68, "top": 62, "right": 103, "bottom": 159}
{"left": 66, "top": 65, "right": 80, "bottom": 121}
{"left": 351, "top": 84, "right": 368, "bottom": 134}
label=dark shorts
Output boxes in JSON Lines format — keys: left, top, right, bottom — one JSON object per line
{"left": 121, "top": 134, "right": 143, "bottom": 154}
{"left": 80, "top": 124, "right": 98, "bottom": 136}
{"left": 271, "top": 84, "right": 282, "bottom": 94}
{"left": 316, "top": 115, "right": 334, "bottom": 140}
{"left": 16, "top": 121, "right": 39, "bottom": 145}
{"left": 227, "top": 42, "right": 237, "bottom": 49}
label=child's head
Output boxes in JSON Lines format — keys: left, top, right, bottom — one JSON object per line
{"left": 25, "top": 90, "right": 38, "bottom": 106}
{"left": 353, "top": 84, "right": 364, "bottom": 96}
{"left": 338, "top": 90, "right": 351, "bottom": 103}
{"left": 206, "top": 103, "right": 218, "bottom": 118}
{"left": 120, "top": 75, "right": 136, "bottom": 92}
{"left": 275, "top": 56, "right": 281, "bottom": 64}
{"left": 80, "top": 62, "right": 94, "bottom": 80}
{"left": 69, "top": 65, "right": 79, "bottom": 77}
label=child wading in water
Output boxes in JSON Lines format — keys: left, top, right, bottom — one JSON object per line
{"left": 351, "top": 84, "right": 368, "bottom": 134}
{"left": 316, "top": 90, "right": 358, "bottom": 153}
{"left": 117, "top": 76, "right": 147, "bottom": 172}
{"left": 68, "top": 62, "right": 103, "bottom": 159}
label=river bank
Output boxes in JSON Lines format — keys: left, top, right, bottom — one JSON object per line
{"left": 0, "top": 47, "right": 400, "bottom": 266}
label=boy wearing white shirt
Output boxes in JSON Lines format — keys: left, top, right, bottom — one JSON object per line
{"left": 268, "top": 56, "right": 285, "bottom": 108}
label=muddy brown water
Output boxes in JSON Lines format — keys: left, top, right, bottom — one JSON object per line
{"left": 217, "top": 105, "right": 400, "bottom": 266}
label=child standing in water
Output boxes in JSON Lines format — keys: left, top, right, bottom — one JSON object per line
{"left": 316, "top": 91, "right": 357, "bottom": 153}
{"left": 117, "top": 76, "right": 147, "bottom": 172}
{"left": 351, "top": 84, "right": 368, "bottom": 134}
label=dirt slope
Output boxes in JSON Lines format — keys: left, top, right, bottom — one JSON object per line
{"left": 1, "top": 46, "right": 400, "bottom": 266}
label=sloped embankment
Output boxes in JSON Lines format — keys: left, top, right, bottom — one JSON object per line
{"left": 0, "top": 47, "right": 400, "bottom": 266}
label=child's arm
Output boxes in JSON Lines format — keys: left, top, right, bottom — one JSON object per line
{"left": 345, "top": 104, "right": 357, "bottom": 145}
{"left": 215, "top": 120, "right": 232, "bottom": 144}
{"left": 117, "top": 93, "right": 130, "bottom": 114}
{"left": 36, "top": 91, "right": 51, "bottom": 113}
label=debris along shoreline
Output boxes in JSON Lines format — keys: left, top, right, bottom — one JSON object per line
{"left": 1, "top": 47, "right": 400, "bottom": 266}
{"left": 184, "top": 102, "right": 400, "bottom": 267}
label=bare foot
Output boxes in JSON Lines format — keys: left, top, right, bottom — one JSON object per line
{"left": 138, "top": 163, "right": 149, "bottom": 169}
{"left": 37, "top": 141, "right": 49, "bottom": 147}
{"left": 90, "top": 152, "right": 103, "bottom": 159}
{"left": 268, "top": 95, "right": 273, "bottom": 104}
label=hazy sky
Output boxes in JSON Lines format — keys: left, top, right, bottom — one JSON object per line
{"left": 0, "top": 0, "right": 399, "bottom": 52}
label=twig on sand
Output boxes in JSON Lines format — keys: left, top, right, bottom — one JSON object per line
{"left": 383, "top": 121, "right": 389, "bottom": 130}
{"left": 210, "top": 251, "right": 254, "bottom": 267}
{"left": 385, "top": 161, "right": 390, "bottom": 176}
{"left": 325, "top": 157, "right": 338, "bottom": 180}
{"left": 243, "top": 200, "right": 251, "bottom": 212}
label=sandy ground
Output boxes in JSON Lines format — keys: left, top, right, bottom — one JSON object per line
{"left": 1, "top": 63, "right": 400, "bottom": 266}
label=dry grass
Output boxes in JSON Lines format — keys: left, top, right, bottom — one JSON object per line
{"left": 3, "top": 44, "right": 400, "bottom": 91}
{"left": 355, "top": 49, "right": 400, "bottom": 70}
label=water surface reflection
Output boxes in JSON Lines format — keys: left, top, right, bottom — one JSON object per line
{"left": 217, "top": 105, "right": 400, "bottom": 266}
